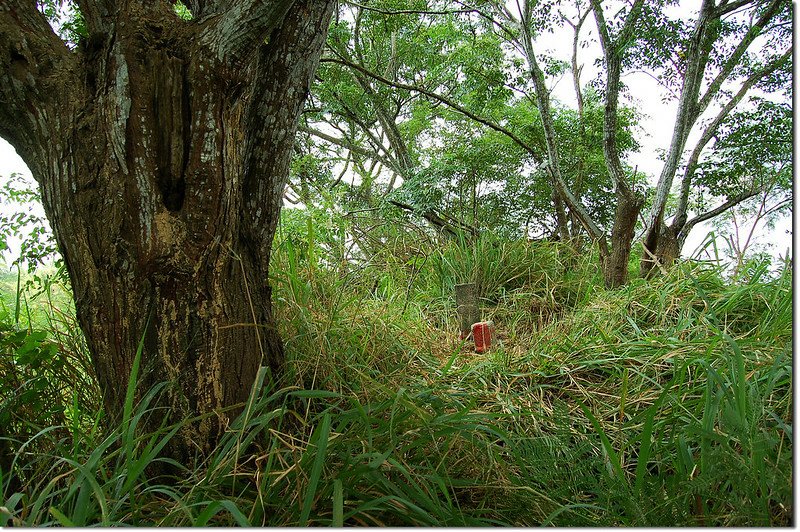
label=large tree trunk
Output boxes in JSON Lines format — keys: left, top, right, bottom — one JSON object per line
{"left": 1, "top": 1, "right": 334, "bottom": 457}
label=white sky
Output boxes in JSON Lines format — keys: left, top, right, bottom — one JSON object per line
{"left": 0, "top": 1, "right": 793, "bottom": 269}
{"left": 0, "top": 142, "right": 28, "bottom": 176}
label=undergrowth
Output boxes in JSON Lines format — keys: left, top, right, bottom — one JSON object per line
{"left": 0, "top": 217, "right": 792, "bottom": 526}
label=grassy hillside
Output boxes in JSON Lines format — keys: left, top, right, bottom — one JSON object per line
{"left": 0, "top": 220, "right": 792, "bottom": 526}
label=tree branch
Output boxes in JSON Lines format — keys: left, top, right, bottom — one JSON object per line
{"left": 590, "top": 0, "right": 644, "bottom": 195}
{"left": 643, "top": 0, "right": 721, "bottom": 248}
{"left": 0, "top": 1, "right": 75, "bottom": 177}
{"left": 239, "top": 0, "right": 335, "bottom": 260}
{"left": 197, "top": 0, "right": 294, "bottom": 68}
{"left": 681, "top": 189, "right": 761, "bottom": 235}
{"left": 696, "top": 0, "right": 783, "bottom": 118}
{"left": 646, "top": 0, "right": 786, "bottom": 252}
{"left": 760, "top": 196, "right": 791, "bottom": 218}
{"left": 450, "top": 0, "right": 519, "bottom": 41}
{"left": 320, "top": 55, "right": 543, "bottom": 164}
{"left": 552, "top": 169, "right": 608, "bottom": 248}
{"left": 616, "top": 0, "right": 645, "bottom": 49}
{"left": 323, "top": 90, "right": 395, "bottom": 162}
{"left": 335, "top": 46, "right": 415, "bottom": 173}
{"left": 589, "top": 0, "right": 612, "bottom": 55}
{"left": 298, "top": 124, "right": 397, "bottom": 172}
{"left": 672, "top": 46, "right": 791, "bottom": 230}
{"left": 714, "top": 0, "right": 755, "bottom": 18}
{"left": 388, "top": 199, "right": 477, "bottom": 238}
{"left": 73, "top": 0, "right": 114, "bottom": 34}
{"left": 341, "top": 1, "right": 483, "bottom": 17}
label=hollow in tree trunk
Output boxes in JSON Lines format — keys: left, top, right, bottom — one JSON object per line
{"left": 0, "top": 1, "right": 335, "bottom": 458}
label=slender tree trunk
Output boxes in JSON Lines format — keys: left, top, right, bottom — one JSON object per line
{"left": 515, "top": 7, "right": 606, "bottom": 250}
{"left": 640, "top": 0, "right": 716, "bottom": 273}
{"left": 603, "top": 191, "right": 643, "bottom": 288}
{"left": 1, "top": 1, "right": 334, "bottom": 458}
{"left": 552, "top": 189, "right": 571, "bottom": 242}
{"left": 589, "top": 0, "right": 647, "bottom": 288}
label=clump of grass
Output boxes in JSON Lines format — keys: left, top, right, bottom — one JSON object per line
{"left": 266, "top": 212, "right": 792, "bottom": 525}
{"left": 2, "top": 372, "right": 524, "bottom": 526}
{"left": 0, "top": 270, "right": 99, "bottom": 501}
{"left": 424, "top": 258, "right": 792, "bottom": 525}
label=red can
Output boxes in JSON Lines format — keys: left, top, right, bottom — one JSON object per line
{"left": 471, "top": 321, "right": 494, "bottom": 353}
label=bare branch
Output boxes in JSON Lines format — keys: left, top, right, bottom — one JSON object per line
{"left": 337, "top": 50, "right": 415, "bottom": 173}
{"left": 323, "top": 89, "right": 395, "bottom": 160}
{"left": 682, "top": 189, "right": 761, "bottom": 234}
{"left": 329, "top": 150, "right": 351, "bottom": 189}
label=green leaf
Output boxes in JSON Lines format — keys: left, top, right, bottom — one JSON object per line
{"left": 299, "top": 413, "right": 331, "bottom": 526}
{"left": 332, "top": 479, "right": 344, "bottom": 527}
{"left": 580, "top": 403, "right": 624, "bottom": 482}
{"left": 48, "top": 507, "right": 75, "bottom": 527}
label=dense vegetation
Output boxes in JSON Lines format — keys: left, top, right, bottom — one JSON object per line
{"left": 0, "top": 206, "right": 791, "bottom": 526}
{"left": 0, "top": 0, "right": 792, "bottom": 527}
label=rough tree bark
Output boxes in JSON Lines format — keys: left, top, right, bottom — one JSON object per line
{"left": 0, "top": 0, "right": 334, "bottom": 457}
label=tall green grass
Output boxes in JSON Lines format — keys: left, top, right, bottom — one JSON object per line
{"left": 0, "top": 216, "right": 792, "bottom": 526}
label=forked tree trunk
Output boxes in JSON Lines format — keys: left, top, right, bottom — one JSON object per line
{"left": 641, "top": 215, "right": 669, "bottom": 279}
{"left": 641, "top": 224, "right": 681, "bottom": 278}
{"left": 639, "top": 0, "right": 786, "bottom": 279}
{"left": 1, "top": 1, "right": 334, "bottom": 457}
